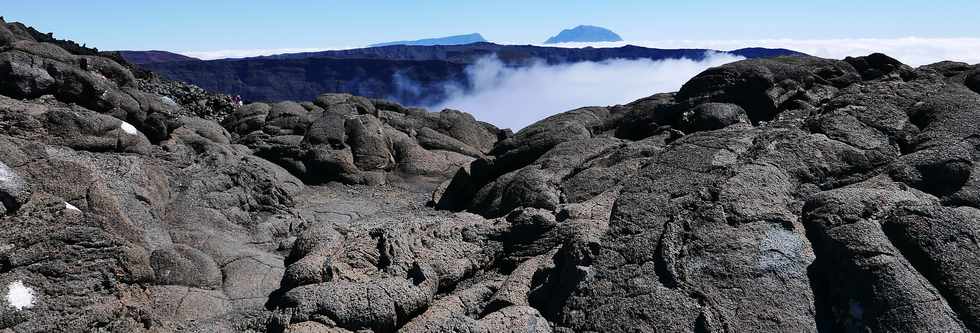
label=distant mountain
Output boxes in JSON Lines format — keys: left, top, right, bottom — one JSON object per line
{"left": 369, "top": 33, "right": 488, "bottom": 47}
{"left": 141, "top": 43, "right": 803, "bottom": 106}
{"left": 544, "top": 25, "right": 623, "bottom": 44}
{"left": 117, "top": 50, "right": 200, "bottom": 64}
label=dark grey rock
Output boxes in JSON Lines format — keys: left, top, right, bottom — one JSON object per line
{"left": 345, "top": 115, "right": 395, "bottom": 172}
{"left": 682, "top": 102, "right": 750, "bottom": 131}
{"left": 304, "top": 110, "right": 347, "bottom": 148}
{"left": 882, "top": 205, "right": 980, "bottom": 331}
{"left": 4, "top": 18, "right": 980, "bottom": 333}
{"left": 967, "top": 69, "right": 980, "bottom": 93}
{"left": 844, "top": 52, "right": 914, "bottom": 80}
{"left": 150, "top": 244, "right": 222, "bottom": 288}
{"left": 314, "top": 93, "right": 376, "bottom": 116}
{"left": 263, "top": 101, "right": 311, "bottom": 135}
{"left": 677, "top": 56, "right": 860, "bottom": 124}
{"left": 221, "top": 102, "right": 269, "bottom": 135}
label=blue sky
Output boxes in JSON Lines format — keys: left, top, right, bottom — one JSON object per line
{"left": 5, "top": 0, "right": 980, "bottom": 53}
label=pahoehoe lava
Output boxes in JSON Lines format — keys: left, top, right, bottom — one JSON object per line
{"left": 2, "top": 18, "right": 980, "bottom": 333}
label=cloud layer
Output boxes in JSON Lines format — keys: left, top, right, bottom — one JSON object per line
{"left": 430, "top": 53, "right": 744, "bottom": 130}
{"left": 537, "top": 37, "right": 980, "bottom": 67}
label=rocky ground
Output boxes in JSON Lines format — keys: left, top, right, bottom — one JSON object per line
{"left": 2, "top": 18, "right": 980, "bottom": 333}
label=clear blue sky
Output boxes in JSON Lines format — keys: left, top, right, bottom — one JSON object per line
{"left": 5, "top": 0, "right": 980, "bottom": 51}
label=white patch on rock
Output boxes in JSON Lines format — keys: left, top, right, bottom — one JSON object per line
{"left": 6, "top": 280, "right": 35, "bottom": 310}
{"left": 120, "top": 121, "right": 139, "bottom": 135}
{"left": 64, "top": 202, "right": 80, "bottom": 212}
{"left": 160, "top": 96, "right": 178, "bottom": 106}
{"left": 0, "top": 161, "right": 14, "bottom": 183}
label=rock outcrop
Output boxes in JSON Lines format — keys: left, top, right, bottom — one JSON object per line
{"left": 3, "top": 18, "right": 980, "bottom": 333}
{"left": 224, "top": 95, "right": 503, "bottom": 185}
{"left": 434, "top": 52, "right": 980, "bottom": 333}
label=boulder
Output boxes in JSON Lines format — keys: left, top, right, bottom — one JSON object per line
{"left": 304, "top": 111, "right": 347, "bottom": 148}
{"left": 313, "top": 93, "right": 376, "bottom": 116}
{"left": 150, "top": 244, "right": 222, "bottom": 288}
{"left": 677, "top": 56, "right": 860, "bottom": 123}
{"left": 221, "top": 102, "right": 270, "bottom": 135}
{"left": 844, "top": 52, "right": 914, "bottom": 80}
{"left": 345, "top": 115, "right": 395, "bottom": 171}
{"left": 882, "top": 205, "right": 980, "bottom": 331}
{"left": 682, "top": 102, "right": 750, "bottom": 131}
{"left": 264, "top": 101, "right": 311, "bottom": 135}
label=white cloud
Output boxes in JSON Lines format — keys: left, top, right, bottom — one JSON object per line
{"left": 429, "top": 53, "right": 744, "bottom": 130}
{"left": 180, "top": 46, "right": 357, "bottom": 60}
{"left": 6, "top": 280, "right": 35, "bottom": 310}
{"left": 534, "top": 37, "right": 980, "bottom": 67}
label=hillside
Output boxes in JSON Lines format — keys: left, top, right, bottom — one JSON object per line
{"left": 142, "top": 57, "right": 468, "bottom": 105}
{"left": 2, "top": 17, "right": 980, "bottom": 333}
{"left": 117, "top": 50, "right": 200, "bottom": 64}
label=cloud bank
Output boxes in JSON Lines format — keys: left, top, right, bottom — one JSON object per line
{"left": 430, "top": 53, "right": 745, "bottom": 130}
{"left": 537, "top": 37, "right": 980, "bottom": 67}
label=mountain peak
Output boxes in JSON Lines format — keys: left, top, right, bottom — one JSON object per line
{"left": 543, "top": 25, "right": 623, "bottom": 44}
{"left": 369, "top": 33, "right": 488, "bottom": 47}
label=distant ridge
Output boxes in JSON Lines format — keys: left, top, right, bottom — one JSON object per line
{"left": 249, "top": 42, "right": 804, "bottom": 64}
{"left": 369, "top": 33, "right": 488, "bottom": 47}
{"left": 141, "top": 43, "right": 805, "bottom": 105}
{"left": 544, "top": 25, "right": 623, "bottom": 44}
{"left": 117, "top": 50, "right": 199, "bottom": 64}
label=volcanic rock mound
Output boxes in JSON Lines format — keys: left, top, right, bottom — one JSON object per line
{"left": 2, "top": 18, "right": 980, "bottom": 333}
{"left": 433, "top": 52, "right": 980, "bottom": 333}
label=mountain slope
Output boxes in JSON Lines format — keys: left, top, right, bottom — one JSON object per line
{"left": 544, "top": 25, "right": 623, "bottom": 44}
{"left": 117, "top": 50, "right": 200, "bottom": 64}
{"left": 368, "top": 33, "right": 488, "bottom": 47}
{"left": 142, "top": 57, "right": 468, "bottom": 105}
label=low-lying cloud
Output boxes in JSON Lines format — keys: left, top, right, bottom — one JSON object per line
{"left": 539, "top": 37, "right": 980, "bottom": 67}
{"left": 429, "top": 53, "right": 744, "bottom": 130}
